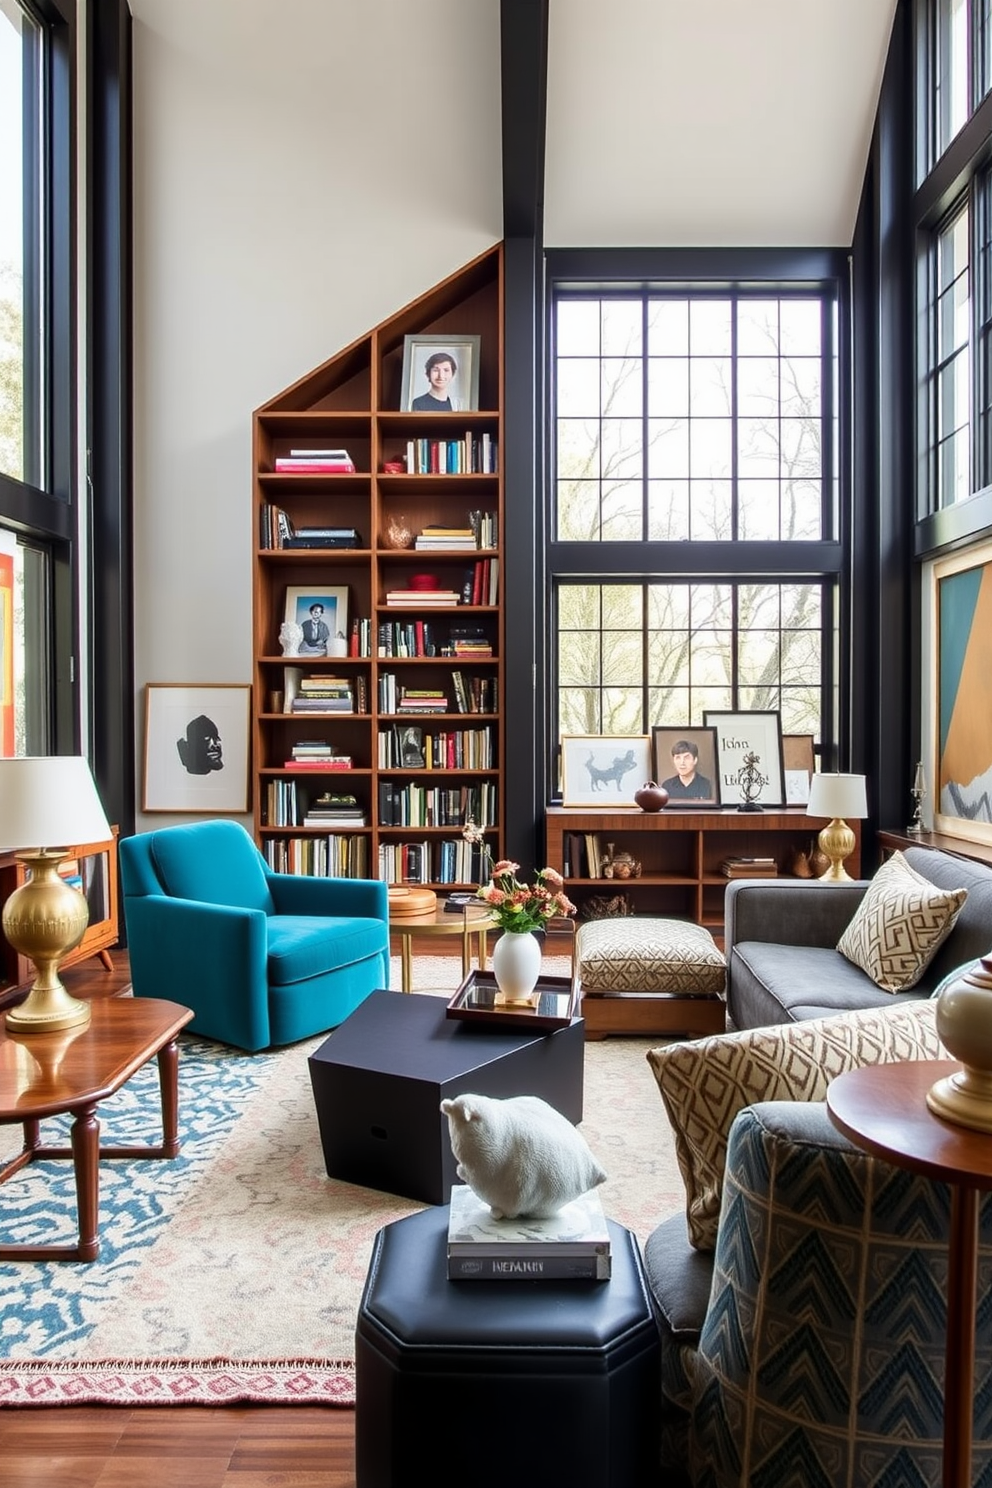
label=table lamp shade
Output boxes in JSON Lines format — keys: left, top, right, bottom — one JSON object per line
{"left": 0, "top": 756, "right": 111, "bottom": 851}
{"left": 807, "top": 773, "right": 868, "bottom": 822}
{"left": 0, "top": 756, "right": 111, "bottom": 1035}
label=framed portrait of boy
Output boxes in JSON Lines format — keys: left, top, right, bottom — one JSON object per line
{"left": 650, "top": 726, "right": 721, "bottom": 806}
{"left": 283, "top": 586, "right": 349, "bottom": 655}
{"left": 400, "top": 334, "right": 480, "bottom": 413}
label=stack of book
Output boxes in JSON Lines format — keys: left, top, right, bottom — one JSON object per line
{"left": 285, "top": 741, "right": 352, "bottom": 770}
{"left": 446, "top": 1185, "right": 612, "bottom": 1281}
{"left": 414, "top": 525, "right": 477, "bottom": 551}
{"left": 303, "top": 792, "right": 366, "bottom": 828}
{"left": 447, "top": 625, "right": 493, "bottom": 657}
{"left": 283, "top": 526, "right": 360, "bottom": 549}
{"left": 721, "top": 856, "right": 778, "bottom": 878}
{"left": 385, "top": 588, "right": 461, "bottom": 608}
{"left": 291, "top": 675, "right": 354, "bottom": 713}
{"left": 397, "top": 688, "right": 448, "bottom": 713}
{"left": 273, "top": 448, "right": 356, "bottom": 474}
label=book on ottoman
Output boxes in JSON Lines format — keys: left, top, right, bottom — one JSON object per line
{"left": 446, "top": 1184, "right": 611, "bottom": 1281}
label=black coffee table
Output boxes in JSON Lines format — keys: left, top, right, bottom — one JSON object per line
{"left": 308, "top": 989, "right": 585, "bottom": 1204}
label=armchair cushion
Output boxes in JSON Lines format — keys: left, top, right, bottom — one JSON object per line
{"left": 267, "top": 915, "right": 388, "bottom": 985}
{"left": 837, "top": 849, "right": 967, "bottom": 991}
{"left": 149, "top": 819, "right": 275, "bottom": 914}
{"left": 646, "top": 998, "right": 943, "bottom": 1250}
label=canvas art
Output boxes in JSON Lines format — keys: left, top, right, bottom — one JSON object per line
{"left": 931, "top": 539, "right": 992, "bottom": 843}
{"left": 560, "top": 735, "right": 651, "bottom": 808}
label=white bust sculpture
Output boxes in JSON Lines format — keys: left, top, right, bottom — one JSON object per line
{"left": 279, "top": 620, "right": 304, "bottom": 657}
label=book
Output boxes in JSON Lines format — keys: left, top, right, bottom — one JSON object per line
{"left": 288, "top": 448, "right": 351, "bottom": 458}
{"left": 273, "top": 456, "right": 356, "bottom": 473}
{"left": 446, "top": 1185, "right": 611, "bottom": 1281}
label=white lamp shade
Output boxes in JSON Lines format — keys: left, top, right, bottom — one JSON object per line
{"left": 0, "top": 756, "right": 112, "bottom": 851}
{"left": 807, "top": 772, "right": 868, "bottom": 821}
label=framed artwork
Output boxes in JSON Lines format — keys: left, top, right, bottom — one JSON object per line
{"left": 924, "top": 537, "right": 992, "bottom": 845}
{"left": 703, "top": 710, "right": 785, "bottom": 808}
{"left": 284, "top": 586, "right": 349, "bottom": 655}
{"left": 783, "top": 734, "right": 815, "bottom": 805}
{"left": 143, "top": 684, "right": 251, "bottom": 813}
{"left": 400, "top": 334, "right": 480, "bottom": 413}
{"left": 560, "top": 734, "right": 651, "bottom": 808}
{"left": 650, "top": 726, "right": 720, "bottom": 806}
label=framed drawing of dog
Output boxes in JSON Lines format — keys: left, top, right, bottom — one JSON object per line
{"left": 560, "top": 734, "right": 651, "bottom": 808}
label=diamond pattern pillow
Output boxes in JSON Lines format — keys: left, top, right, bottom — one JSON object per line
{"left": 837, "top": 850, "right": 967, "bottom": 992}
{"left": 646, "top": 999, "right": 944, "bottom": 1250}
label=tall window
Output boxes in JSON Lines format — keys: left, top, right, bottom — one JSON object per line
{"left": 0, "top": 0, "right": 75, "bottom": 755}
{"left": 549, "top": 282, "right": 842, "bottom": 775}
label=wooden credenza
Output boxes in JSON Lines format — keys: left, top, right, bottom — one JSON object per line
{"left": 545, "top": 806, "right": 861, "bottom": 941}
{"left": 0, "top": 828, "right": 119, "bottom": 996}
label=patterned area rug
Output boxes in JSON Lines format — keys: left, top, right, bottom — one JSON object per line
{"left": 0, "top": 953, "right": 684, "bottom": 1406}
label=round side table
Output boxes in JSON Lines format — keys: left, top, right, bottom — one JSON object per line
{"left": 388, "top": 902, "right": 496, "bottom": 993}
{"left": 827, "top": 1060, "right": 992, "bottom": 1488}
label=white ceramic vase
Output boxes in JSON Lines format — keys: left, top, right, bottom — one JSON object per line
{"left": 492, "top": 929, "right": 542, "bottom": 1004}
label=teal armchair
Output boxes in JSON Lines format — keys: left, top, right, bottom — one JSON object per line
{"left": 119, "top": 820, "right": 389, "bottom": 1051}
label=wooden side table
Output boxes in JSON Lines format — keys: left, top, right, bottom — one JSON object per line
{"left": 827, "top": 1060, "right": 992, "bottom": 1488}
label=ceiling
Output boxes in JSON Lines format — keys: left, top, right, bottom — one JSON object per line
{"left": 542, "top": 0, "right": 899, "bottom": 248}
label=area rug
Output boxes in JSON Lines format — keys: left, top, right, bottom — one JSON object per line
{"left": 0, "top": 952, "right": 685, "bottom": 1406}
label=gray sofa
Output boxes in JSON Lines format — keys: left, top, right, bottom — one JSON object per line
{"left": 724, "top": 844, "right": 992, "bottom": 1029}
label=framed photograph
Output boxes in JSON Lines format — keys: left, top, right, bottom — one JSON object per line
{"left": 924, "top": 537, "right": 992, "bottom": 845}
{"left": 703, "top": 710, "right": 785, "bottom": 808}
{"left": 400, "top": 334, "right": 480, "bottom": 413}
{"left": 143, "top": 684, "right": 251, "bottom": 813}
{"left": 650, "top": 726, "right": 720, "bottom": 806}
{"left": 284, "top": 586, "right": 349, "bottom": 655}
{"left": 560, "top": 734, "right": 651, "bottom": 808}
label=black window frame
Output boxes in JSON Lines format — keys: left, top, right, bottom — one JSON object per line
{"left": 542, "top": 248, "right": 851, "bottom": 805}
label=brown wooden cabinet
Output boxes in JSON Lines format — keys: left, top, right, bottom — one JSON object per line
{"left": 545, "top": 806, "right": 861, "bottom": 938}
{"left": 252, "top": 247, "right": 504, "bottom": 886}
{"left": 0, "top": 828, "right": 120, "bottom": 994}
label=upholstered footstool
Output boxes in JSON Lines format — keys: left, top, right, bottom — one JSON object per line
{"left": 355, "top": 1204, "right": 660, "bottom": 1488}
{"left": 576, "top": 917, "right": 726, "bottom": 1038}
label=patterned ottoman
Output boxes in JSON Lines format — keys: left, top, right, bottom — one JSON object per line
{"left": 576, "top": 917, "right": 727, "bottom": 1038}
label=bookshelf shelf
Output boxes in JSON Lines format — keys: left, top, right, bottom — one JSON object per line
{"left": 253, "top": 246, "right": 504, "bottom": 884}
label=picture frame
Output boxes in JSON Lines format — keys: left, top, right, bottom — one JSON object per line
{"left": 143, "top": 684, "right": 251, "bottom": 813}
{"left": 560, "top": 734, "right": 651, "bottom": 808}
{"left": 650, "top": 726, "right": 720, "bottom": 807}
{"left": 924, "top": 536, "right": 992, "bottom": 845}
{"left": 703, "top": 710, "right": 785, "bottom": 808}
{"left": 283, "top": 586, "right": 349, "bottom": 655}
{"left": 783, "top": 734, "right": 815, "bottom": 805}
{"left": 400, "top": 333, "right": 481, "bottom": 413}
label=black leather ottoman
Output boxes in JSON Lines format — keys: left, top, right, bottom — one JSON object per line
{"left": 355, "top": 1204, "right": 660, "bottom": 1487}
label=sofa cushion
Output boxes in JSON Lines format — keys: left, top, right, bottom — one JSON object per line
{"left": 837, "top": 850, "right": 967, "bottom": 992}
{"left": 729, "top": 941, "right": 928, "bottom": 1027}
{"left": 646, "top": 998, "right": 943, "bottom": 1250}
{"left": 149, "top": 820, "right": 276, "bottom": 914}
{"left": 266, "top": 915, "right": 386, "bottom": 985}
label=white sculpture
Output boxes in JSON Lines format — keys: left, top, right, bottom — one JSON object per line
{"left": 279, "top": 621, "right": 304, "bottom": 657}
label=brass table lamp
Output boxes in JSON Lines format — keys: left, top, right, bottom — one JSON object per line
{"left": 0, "top": 756, "right": 112, "bottom": 1033}
{"left": 806, "top": 772, "right": 868, "bottom": 882}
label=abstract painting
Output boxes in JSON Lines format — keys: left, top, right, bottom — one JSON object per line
{"left": 931, "top": 538, "right": 992, "bottom": 844}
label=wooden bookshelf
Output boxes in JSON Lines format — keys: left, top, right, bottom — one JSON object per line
{"left": 252, "top": 246, "right": 504, "bottom": 886}
{"left": 545, "top": 806, "right": 861, "bottom": 939}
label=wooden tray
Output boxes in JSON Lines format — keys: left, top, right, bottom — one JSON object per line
{"left": 388, "top": 886, "right": 438, "bottom": 916}
{"left": 446, "top": 971, "right": 578, "bottom": 1031}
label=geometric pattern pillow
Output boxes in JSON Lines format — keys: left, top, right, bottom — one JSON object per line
{"left": 577, "top": 918, "right": 726, "bottom": 995}
{"left": 836, "top": 849, "right": 967, "bottom": 992}
{"left": 645, "top": 997, "right": 944, "bottom": 1250}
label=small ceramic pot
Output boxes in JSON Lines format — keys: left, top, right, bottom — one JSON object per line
{"left": 634, "top": 781, "right": 669, "bottom": 812}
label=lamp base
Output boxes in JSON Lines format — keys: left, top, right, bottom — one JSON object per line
{"left": 816, "top": 818, "right": 856, "bottom": 882}
{"left": 2, "top": 852, "right": 91, "bottom": 1035}
{"left": 926, "top": 1068, "right": 992, "bottom": 1134}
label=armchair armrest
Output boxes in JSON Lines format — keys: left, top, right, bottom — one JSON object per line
{"left": 724, "top": 878, "right": 870, "bottom": 954}
{"left": 267, "top": 873, "right": 388, "bottom": 922}
{"left": 123, "top": 894, "right": 271, "bottom": 1050}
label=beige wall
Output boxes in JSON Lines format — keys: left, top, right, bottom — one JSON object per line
{"left": 130, "top": 0, "right": 502, "bottom": 825}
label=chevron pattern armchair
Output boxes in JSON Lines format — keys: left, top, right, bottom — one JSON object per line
{"left": 648, "top": 1097, "right": 992, "bottom": 1487}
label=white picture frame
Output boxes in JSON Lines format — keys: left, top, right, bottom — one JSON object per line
{"left": 560, "top": 734, "right": 651, "bottom": 808}
{"left": 400, "top": 334, "right": 481, "bottom": 413}
{"left": 703, "top": 709, "right": 786, "bottom": 808}
{"left": 143, "top": 684, "right": 251, "bottom": 813}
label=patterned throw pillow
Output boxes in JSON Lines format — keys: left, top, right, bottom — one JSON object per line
{"left": 836, "top": 850, "right": 967, "bottom": 992}
{"left": 646, "top": 999, "right": 944, "bottom": 1250}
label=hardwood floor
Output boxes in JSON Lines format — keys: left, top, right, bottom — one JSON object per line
{"left": 0, "top": 950, "right": 359, "bottom": 1488}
